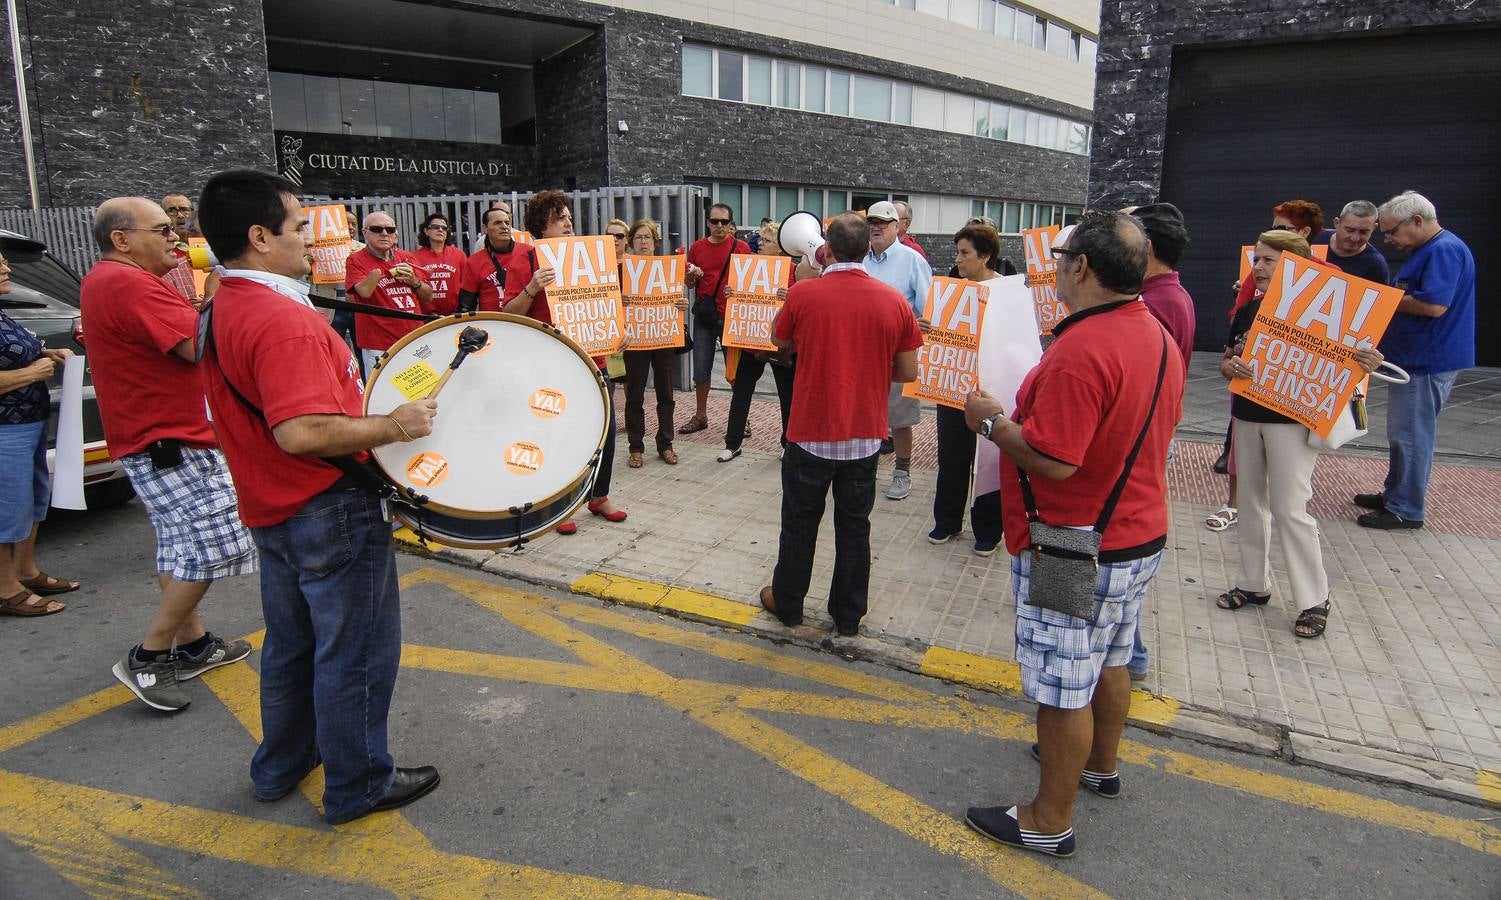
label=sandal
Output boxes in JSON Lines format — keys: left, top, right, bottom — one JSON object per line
{"left": 677, "top": 415, "right": 708, "bottom": 435}
{"left": 1216, "top": 587, "right": 1270, "bottom": 610}
{"left": 628, "top": 452, "right": 644, "bottom": 468}
{"left": 20, "top": 572, "right": 79, "bottom": 595}
{"left": 1205, "top": 506, "right": 1238, "bottom": 532}
{"left": 659, "top": 448, "right": 679, "bottom": 465}
{"left": 1294, "top": 601, "right": 1332, "bottom": 639}
{"left": 0, "top": 589, "right": 65, "bottom": 617}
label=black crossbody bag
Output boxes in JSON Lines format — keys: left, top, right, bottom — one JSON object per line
{"left": 1016, "top": 332, "right": 1167, "bottom": 624}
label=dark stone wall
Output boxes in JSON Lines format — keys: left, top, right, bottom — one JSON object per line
{"left": 1087, "top": 2, "right": 1501, "bottom": 207}
{"left": 276, "top": 131, "right": 537, "bottom": 197}
{"left": 0, "top": 0, "right": 276, "bottom": 208}
{"left": 603, "top": 15, "right": 1089, "bottom": 204}
{"left": 535, "top": 30, "right": 609, "bottom": 190}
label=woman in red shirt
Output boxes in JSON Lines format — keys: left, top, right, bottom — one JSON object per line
{"left": 412, "top": 212, "right": 467, "bottom": 317}
{"left": 504, "top": 191, "right": 626, "bottom": 533}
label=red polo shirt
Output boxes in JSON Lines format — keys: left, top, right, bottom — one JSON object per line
{"left": 344, "top": 246, "right": 431, "bottom": 351}
{"left": 78, "top": 259, "right": 216, "bottom": 458}
{"left": 461, "top": 241, "right": 526, "bottom": 312}
{"left": 1001, "top": 300, "right": 1185, "bottom": 559}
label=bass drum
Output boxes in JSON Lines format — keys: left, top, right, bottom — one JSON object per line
{"left": 364, "top": 312, "right": 608, "bottom": 548}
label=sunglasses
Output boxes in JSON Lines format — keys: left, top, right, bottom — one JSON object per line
{"left": 607, "top": 232, "right": 627, "bottom": 238}
{"left": 124, "top": 224, "right": 175, "bottom": 237}
{"left": 425, "top": 224, "right": 449, "bottom": 231}
{"left": 366, "top": 225, "right": 398, "bottom": 234}
{"left": 707, "top": 217, "right": 732, "bottom": 226}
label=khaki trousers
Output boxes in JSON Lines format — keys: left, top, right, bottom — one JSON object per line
{"left": 1232, "top": 419, "right": 1329, "bottom": 609}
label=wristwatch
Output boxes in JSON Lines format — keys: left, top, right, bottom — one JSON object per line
{"left": 978, "top": 413, "right": 1002, "bottom": 439}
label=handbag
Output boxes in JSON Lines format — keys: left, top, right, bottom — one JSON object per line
{"left": 1017, "top": 332, "right": 1168, "bottom": 624}
{"left": 1307, "top": 360, "right": 1410, "bottom": 451}
{"left": 690, "top": 237, "right": 736, "bottom": 322}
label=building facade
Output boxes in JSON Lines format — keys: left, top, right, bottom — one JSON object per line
{"left": 1089, "top": 2, "right": 1500, "bottom": 363}
{"left": 0, "top": 0, "right": 1098, "bottom": 266}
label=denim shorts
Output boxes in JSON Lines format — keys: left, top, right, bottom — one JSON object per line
{"left": 1012, "top": 550, "right": 1162, "bottom": 710}
{"left": 0, "top": 420, "right": 48, "bottom": 542}
{"left": 691, "top": 316, "right": 721, "bottom": 384}
{"left": 122, "top": 446, "right": 258, "bottom": 582}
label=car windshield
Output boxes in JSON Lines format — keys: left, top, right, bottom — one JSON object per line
{"left": 3, "top": 247, "right": 81, "bottom": 312}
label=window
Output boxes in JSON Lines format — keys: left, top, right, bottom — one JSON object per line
{"left": 1013, "top": 11, "right": 1034, "bottom": 45}
{"left": 893, "top": 83, "right": 912, "bottom": 124}
{"left": 944, "top": 94, "right": 973, "bottom": 135}
{"left": 947, "top": 0, "right": 979, "bottom": 29}
{"left": 1003, "top": 202, "right": 1021, "bottom": 234}
{"left": 443, "top": 88, "right": 475, "bottom": 143}
{"left": 1021, "top": 203, "right": 1034, "bottom": 230}
{"left": 989, "top": 101, "right": 1009, "bottom": 140}
{"left": 827, "top": 190, "right": 849, "bottom": 213}
{"left": 853, "top": 75, "right": 891, "bottom": 121}
{"left": 829, "top": 71, "right": 850, "bottom": 115}
{"left": 474, "top": 93, "right": 501, "bottom": 144}
{"left": 775, "top": 187, "right": 799, "bottom": 222}
{"left": 716, "top": 183, "right": 743, "bottom": 216}
{"left": 1036, "top": 114, "right": 1056, "bottom": 150}
{"left": 1079, "top": 37, "right": 1098, "bottom": 68}
{"left": 748, "top": 57, "right": 772, "bottom": 105}
{"left": 916, "top": 0, "right": 946, "bottom": 17}
{"left": 776, "top": 61, "right": 801, "bottom": 108}
{"left": 683, "top": 46, "right": 712, "bottom": 97}
{"left": 1033, "top": 17, "right": 1047, "bottom": 48}
{"left": 1008, "top": 107, "right": 1025, "bottom": 142}
{"left": 302, "top": 74, "right": 341, "bottom": 134}
{"left": 1047, "top": 21, "right": 1071, "bottom": 57}
{"left": 269, "top": 72, "right": 307, "bottom": 131}
{"left": 974, "top": 101, "right": 989, "bottom": 137}
{"left": 986, "top": 200, "right": 1003, "bottom": 223}
{"left": 410, "top": 84, "right": 444, "bottom": 140}
{"left": 718, "top": 51, "right": 744, "bottom": 102}
{"left": 1024, "top": 111, "right": 1040, "bottom": 145}
{"left": 980, "top": 0, "right": 995, "bottom": 34}
{"left": 995, "top": 3, "right": 1014, "bottom": 39}
{"left": 746, "top": 185, "right": 771, "bottom": 225}
{"left": 804, "top": 66, "right": 826, "bottom": 113}
{"left": 1067, "top": 122, "right": 1089, "bottom": 154}
{"left": 913, "top": 86, "right": 944, "bottom": 130}
{"left": 374, "top": 81, "right": 411, "bottom": 139}
{"left": 803, "top": 190, "right": 824, "bottom": 218}
{"left": 971, "top": 199, "right": 985, "bottom": 219}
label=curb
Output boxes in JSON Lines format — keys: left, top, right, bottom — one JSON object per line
{"left": 395, "top": 530, "right": 1499, "bottom": 809}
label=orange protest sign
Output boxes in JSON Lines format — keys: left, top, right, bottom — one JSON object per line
{"left": 509, "top": 229, "right": 534, "bottom": 245}
{"left": 722, "top": 254, "right": 789, "bottom": 351}
{"left": 621, "top": 255, "right": 686, "bottom": 351}
{"left": 303, "top": 205, "right": 351, "bottom": 285}
{"left": 903, "top": 276, "right": 987, "bottom": 409}
{"left": 534, "top": 236, "right": 625, "bottom": 355}
{"left": 1021, "top": 225, "right": 1068, "bottom": 334}
{"left": 1229, "top": 254, "right": 1402, "bottom": 438}
{"left": 1239, "top": 243, "right": 1328, "bottom": 282}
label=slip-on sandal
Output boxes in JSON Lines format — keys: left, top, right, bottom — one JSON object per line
{"left": 1204, "top": 506, "right": 1238, "bottom": 532}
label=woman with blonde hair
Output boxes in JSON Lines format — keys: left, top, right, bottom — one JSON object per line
{"left": 621, "top": 218, "right": 687, "bottom": 467}
{"left": 1214, "top": 229, "right": 1382, "bottom": 638}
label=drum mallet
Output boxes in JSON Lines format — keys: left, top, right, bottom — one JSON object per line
{"left": 425, "top": 325, "right": 490, "bottom": 401}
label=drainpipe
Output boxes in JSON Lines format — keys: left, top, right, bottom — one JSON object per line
{"left": 7, "top": 0, "right": 41, "bottom": 217}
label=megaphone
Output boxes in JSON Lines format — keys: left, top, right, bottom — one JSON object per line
{"left": 778, "top": 211, "right": 826, "bottom": 270}
{"left": 185, "top": 243, "right": 219, "bottom": 271}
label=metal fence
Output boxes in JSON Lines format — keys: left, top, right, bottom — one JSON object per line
{"left": 0, "top": 184, "right": 710, "bottom": 276}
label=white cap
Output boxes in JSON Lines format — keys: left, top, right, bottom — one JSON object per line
{"left": 866, "top": 201, "right": 900, "bottom": 222}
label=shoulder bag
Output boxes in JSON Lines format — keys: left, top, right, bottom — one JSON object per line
{"left": 1016, "top": 332, "right": 1168, "bottom": 624}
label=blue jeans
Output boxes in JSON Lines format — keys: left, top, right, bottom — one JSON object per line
{"left": 0, "top": 420, "right": 48, "bottom": 543}
{"left": 1383, "top": 370, "right": 1458, "bottom": 521}
{"left": 249, "top": 488, "right": 401, "bottom": 824}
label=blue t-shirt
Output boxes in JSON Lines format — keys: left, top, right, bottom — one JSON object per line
{"left": 1313, "top": 229, "right": 1390, "bottom": 286}
{"left": 0, "top": 311, "right": 48, "bottom": 425}
{"left": 1378, "top": 229, "right": 1475, "bottom": 373}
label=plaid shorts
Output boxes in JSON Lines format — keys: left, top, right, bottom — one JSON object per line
{"left": 121, "top": 447, "right": 258, "bottom": 582}
{"left": 1012, "top": 550, "right": 1163, "bottom": 710}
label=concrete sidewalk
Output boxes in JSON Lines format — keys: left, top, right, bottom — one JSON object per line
{"left": 400, "top": 361, "right": 1501, "bottom": 804}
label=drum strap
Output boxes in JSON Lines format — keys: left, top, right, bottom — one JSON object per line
{"left": 310, "top": 295, "right": 436, "bottom": 321}
{"left": 197, "top": 298, "right": 429, "bottom": 512}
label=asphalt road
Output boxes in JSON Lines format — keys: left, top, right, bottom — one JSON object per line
{"left": 1, "top": 499, "right": 1497, "bottom": 898}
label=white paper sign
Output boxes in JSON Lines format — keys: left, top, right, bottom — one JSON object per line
{"left": 50, "top": 354, "right": 87, "bottom": 509}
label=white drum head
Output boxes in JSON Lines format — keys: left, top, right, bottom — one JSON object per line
{"left": 365, "top": 314, "right": 608, "bottom": 517}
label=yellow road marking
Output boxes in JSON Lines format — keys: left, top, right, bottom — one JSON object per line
{"left": 0, "top": 770, "right": 700, "bottom": 899}
{"left": 1478, "top": 769, "right": 1501, "bottom": 807}
{"left": 921, "top": 645, "right": 1024, "bottom": 694}
{"left": 572, "top": 571, "right": 762, "bottom": 626}
{"left": 0, "top": 687, "right": 134, "bottom": 754}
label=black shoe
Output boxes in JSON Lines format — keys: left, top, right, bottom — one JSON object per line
{"left": 1358, "top": 510, "right": 1422, "bottom": 530}
{"left": 254, "top": 755, "right": 323, "bottom": 803}
{"left": 879, "top": 436, "right": 895, "bottom": 455}
{"left": 1353, "top": 493, "right": 1386, "bottom": 511}
{"left": 368, "top": 766, "right": 441, "bottom": 815}
{"left": 834, "top": 623, "right": 859, "bottom": 638}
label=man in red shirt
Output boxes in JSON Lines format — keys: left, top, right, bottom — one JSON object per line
{"left": 679, "top": 203, "right": 750, "bottom": 434}
{"left": 344, "top": 211, "right": 432, "bottom": 376}
{"left": 197, "top": 169, "right": 440, "bottom": 825}
{"left": 456, "top": 205, "right": 524, "bottom": 313}
{"left": 894, "top": 200, "right": 927, "bottom": 258}
{"left": 757, "top": 213, "right": 923, "bottom": 637}
{"left": 961, "top": 211, "right": 1184, "bottom": 858}
{"left": 80, "top": 197, "right": 257, "bottom": 713}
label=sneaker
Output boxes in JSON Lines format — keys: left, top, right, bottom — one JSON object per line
{"left": 112, "top": 651, "right": 191, "bottom": 712}
{"left": 1029, "top": 743, "right": 1121, "bottom": 798}
{"left": 717, "top": 447, "right": 742, "bottom": 463}
{"left": 965, "top": 805, "right": 1075, "bottom": 858}
{"left": 973, "top": 539, "right": 999, "bottom": 557}
{"left": 879, "top": 436, "right": 895, "bottom": 455}
{"left": 885, "top": 470, "right": 911, "bottom": 500}
{"left": 1358, "top": 509, "right": 1422, "bottom": 530}
{"left": 1352, "top": 492, "right": 1386, "bottom": 511}
{"left": 927, "top": 527, "right": 958, "bottom": 545}
{"left": 176, "top": 633, "right": 252, "bottom": 680}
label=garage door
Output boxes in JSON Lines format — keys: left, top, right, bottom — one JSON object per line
{"left": 1159, "top": 27, "right": 1499, "bottom": 363}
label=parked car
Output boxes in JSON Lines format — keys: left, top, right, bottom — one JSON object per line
{"left": 0, "top": 229, "right": 133, "bottom": 507}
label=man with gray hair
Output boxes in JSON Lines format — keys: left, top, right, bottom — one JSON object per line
{"left": 1354, "top": 191, "right": 1475, "bottom": 530}
{"left": 1311, "top": 200, "right": 1389, "bottom": 284}
{"left": 893, "top": 200, "right": 927, "bottom": 259}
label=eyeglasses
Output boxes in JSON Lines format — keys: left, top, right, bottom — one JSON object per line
{"left": 164, "top": 207, "right": 193, "bottom": 215}
{"left": 366, "top": 225, "right": 398, "bottom": 234}
{"left": 123, "top": 224, "right": 175, "bottom": 237}
{"left": 425, "top": 224, "right": 449, "bottom": 231}
{"left": 1379, "top": 218, "right": 1411, "bottom": 237}
{"left": 707, "top": 217, "right": 732, "bottom": 226}
{"left": 1051, "top": 248, "right": 1081, "bottom": 260}
{"left": 607, "top": 232, "right": 627, "bottom": 239}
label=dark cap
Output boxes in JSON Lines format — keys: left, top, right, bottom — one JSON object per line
{"left": 1131, "top": 202, "right": 1188, "bottom": 263}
